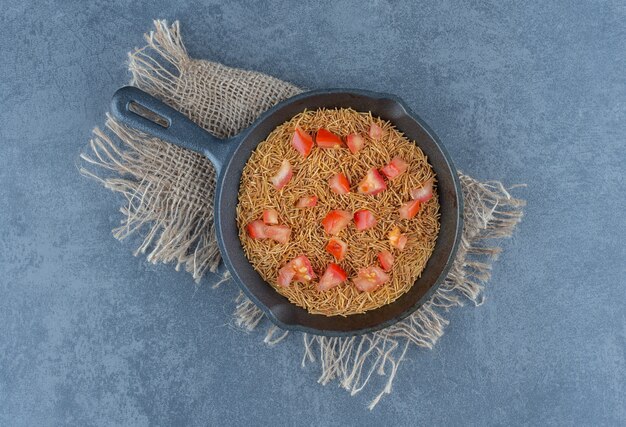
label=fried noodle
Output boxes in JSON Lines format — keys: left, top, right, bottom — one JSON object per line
{"left": 236, "top": 108, "right": 440, "bottom": 316}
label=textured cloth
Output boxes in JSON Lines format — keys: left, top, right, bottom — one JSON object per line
{"left": 80, "top": 20, "right": 525, "bottom": 408}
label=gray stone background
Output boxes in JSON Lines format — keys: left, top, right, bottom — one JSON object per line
{"left": 1, "top": 1, "right": 624, "bottom": 425}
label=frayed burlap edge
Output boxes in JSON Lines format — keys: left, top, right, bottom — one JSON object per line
{"left": 80, "top": 20, "right": 525, "bottom": 409}
{"left": 233, "top": 175, "right": 525, "bottom": 409}
{"left": 81, "top": 117, "right": 221, "bottom": 280}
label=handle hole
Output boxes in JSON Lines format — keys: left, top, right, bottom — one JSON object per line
{"left": 129, "top": 101, "right": 170, "bottom": 128}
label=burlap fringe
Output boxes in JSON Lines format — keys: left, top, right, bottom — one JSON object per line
{"left": 234, "top": 174, "right": 525, "bottom": 409}
{"left": 80, "top": 117, "right": 221, "bottom": 281}
{"left": 80, "top": 20, "right": 525, "bottom": 409}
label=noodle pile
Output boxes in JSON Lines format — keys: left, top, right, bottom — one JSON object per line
{"left": 236, "top": 108, "right": 440, "bottom": 316}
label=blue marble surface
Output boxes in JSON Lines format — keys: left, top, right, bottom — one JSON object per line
{"left": 1, "top": 1, "right": 624, "bottom": 425}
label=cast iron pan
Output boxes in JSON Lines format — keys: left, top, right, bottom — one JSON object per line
{"left": 111, "top": 86, "right": 463, "bottom": 336}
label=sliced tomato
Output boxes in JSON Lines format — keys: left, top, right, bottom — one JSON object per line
{"left": 328, "top": 173, "right": 350, "bottom": 195}
{"left": 248, "top": 220, "right": 290, "bottom": 244}
{"left": 263, "top": 209, "right": 279, "bottom": 225}
{"left": 296, "top": 195, "right": 318, "bottom": 208}
{"left": 377, "top": 250, "right": 394, "bottom": 272}
{"left": 277, "top": 263, "right": 296, "bottom": 287}
{"left": 346, "top": 133, "right": 365, "bottom": 153}
{"left": 264, "top": 225, "right": 291, "bottom": 244}
{"left": 322, "top": 210, "right": 352, "bottom": 235}
{"left": 354, "top": 266, "right": 390, "bottom": 292}
{"left": 325, "top": 237, "right": 347, "bottom": 261}
{"left": 357, "top": 168, "right": 387, "bottom": 195}
{"left": 292, "top": 127, "right": 314, "bottom": 157}
{"left": 291, "top": 255, "right": 316, "bottom": 282}
{"left": 247, "top": 220, "right": 267, "bottom": 239}
{"left": 399, "top": 199, "right": 421, "bottom": 220}
{"left": 277, "top": 255, "right": 316, "bottom": 287}
{"left": 353, "top": 209, "right": 376, "bottom": 231}
{"left": 316, "top": 263, "right": 348, "bottom": 291}
{"left": 270, "top": 159, "right": 293, "bottom": 190}
{"left": 410, "top": 179, "right": 434, "bottom": 202}
{"left": 380, "top": 156, "right": 409, "bottom": 180}
{"left": 388, "top": 226, "right": 408, "bottom": 251}
{"left": 369, "top": 123, "right": 384, "bottom": 140}
{"left": 316, "top": 128, "right": 343, "bottom": 149}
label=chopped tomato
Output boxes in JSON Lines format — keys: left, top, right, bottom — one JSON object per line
{"left": 263, "top": 209, "right": 279, "bottom": 225}
{"left": 270, "top": 159, "right": 293, "bottom": 190}
{"left": 296, "top": 195, "right": 318, "bottom": 208}
{"left": 328, "top": 173, "right": 350, "bottom": 195}
{"left": 399, "top": 199, "right": 421, "bottom": 219}
{"left": 291, "top": 255, "right": 316, "bottom": 282}
{"left": 410, "top": 179, "right": 434, "bottom": 202}
{"left": 247, "top": 220, "right": 267, "bottom": 239}
{"left": 277, "top": 263, "right": 296, "bottom": 287}
{"left": 317, "top": 263, "right": 348, "bottom": 291}
{"left": 322, "top": 210, "right": 352, "bottom": 235}
{"left": 353, "top": 209, "right": 377, "bottom": 231}
{"left": 325, "top": 237, "right": 347, "bottom": 261}
{"left": 354, "top": 266, "right": 389, "bottom": 292}
{"left": 369, "top": 123, "right": 384, "bottom": 140}
{"left": 264, "top": 225, "right": 291, "bottom": 244}
{"left": 247, "top": 220, "right": 290, "bottom": 244}
{"left": 388, "top": 226, "right": 408, "bottom": 251}
{"left": 316, "top": 128, "right": 343, "bottom": 149}
{"left": 377, "top": 250, "right": 394, "bottom": 272}
{"left": 346, "top": 133, "right": 365, "bottom": 153}
{"left": 277, "top": 255, "right": 316, "bottom": 287}
{"left": 380, "top": 156, "right": 409, "bottom": 180}
{"left": 357, "top": 168, "right": 387, "bottom": 195}
{"left": 292, "top": 127, "right": 314, "bottom": 157}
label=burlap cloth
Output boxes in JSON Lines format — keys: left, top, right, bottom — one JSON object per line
{"left": 81, "top": 20, "right": 525, "bottom": 408}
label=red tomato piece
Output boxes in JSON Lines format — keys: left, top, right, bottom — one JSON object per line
{"left": 380, "top": 156, "right": 409, "bottom": 180}
{"left": 328, "top": 173, "right": 350, "bottom": 195}
{"left": 246, "top": 220, "right": 267, "bottom": 239}
{"left": 316, "top": 263, "right": 348, "bottom": 291}
{"left": 388, "top": 226, "right": 408, "bottom": 251}
{"left": 377, "top": 250, "right": 394, "bottom": 272}
{"left": 399, "top": 199, "right": 422, "bottom": 219}
{"left": 357, "top": 168, "right": 387, "bottom": 195}
{"left": 270, "top": 159, "right": 293, "bottom": 190}
{"left": 316, "top": 128, "right": 343, "bottom": 149}
{"left": 325, "top": 237, "right": 347, "bottom": 261}
{"left": 295, "top": 195, "right": 318, "bottom": 208}
{"left": 354, "top": 266, "right": 390, "bottom": 292}
{"left": 292, "top": 127, "right": 314, "bottom": 157}
{"left": 410, "top": 179, "right": 434, "bottom": 202}
{"left": 353, "top": 209, "right": 377, "bottom": 231}
{"left": 264, "top": 225, "right": 291, "bottom": 244}
{"left": 277, "top": 255, "right": 316, "bottom": 287}
{"left": 277, "top": 263, "right": 296, "bottom": 287}
{"left": 322, "top": 210, "right": 352, "bottom": 235}
{"left": 291, "top": 255, "right": 316, "bottom": 282}
{"left": 263, "top": 209, "right": 279, "bottom": 225}
{"left": 247, "top": 220, "right": 290, "bottom": 244}
{"left": 369, "top": 123, "right": 384, "bottom": 140}
{"left": 346, "top": 133, "right": 365, "bottom": 154}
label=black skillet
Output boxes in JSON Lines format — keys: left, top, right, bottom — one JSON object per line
{"left": 111, "top": 86, "right": 463, "bottom": 336}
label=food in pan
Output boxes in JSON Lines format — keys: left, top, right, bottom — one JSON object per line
{"left": 236, "top": 108, "right": 439, "bottom": 316}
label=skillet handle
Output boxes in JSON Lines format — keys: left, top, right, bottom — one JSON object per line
{"left": 110, "top": 86, "right": 232, "bottom": 173}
